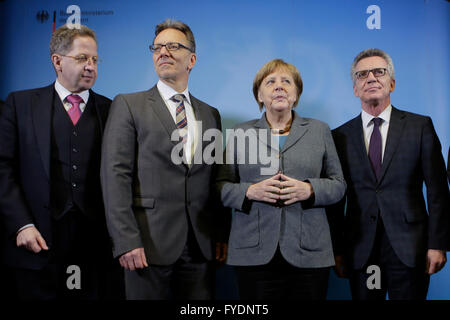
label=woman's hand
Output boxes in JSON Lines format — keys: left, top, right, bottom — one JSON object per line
{"left": 278, "top": 174, "right": 314, "bottom": 205}
{"left": 246, "top": 173, "right": 282, "bottom": 203}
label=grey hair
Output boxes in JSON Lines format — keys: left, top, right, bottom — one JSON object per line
{"left": 153, "top": 18, "right": 196, "bottom": 53}
{"left": 50, "top": 24, "right": 97, "bottom": 56}
{"left": 350, "top": 48, "right": 395, "bottom": 83}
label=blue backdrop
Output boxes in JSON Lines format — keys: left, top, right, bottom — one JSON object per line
{"left": 1, "top": 0, "right": 449, "bottom": 299}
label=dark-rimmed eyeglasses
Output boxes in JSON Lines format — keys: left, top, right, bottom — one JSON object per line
{"left": 354, "top": 68, "right": 388, "bottom": 80}
{"left": 61, "top": 54, "right": 100, "bottom": 65}
{"left": 149, "top": 42, "right": 193, "bottom": 53}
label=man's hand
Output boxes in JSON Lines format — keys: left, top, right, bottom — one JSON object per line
{"left": 119, "top": 248, "right": 148, "bottom": 271}
{"left": 246, "top": 173, "right": 282, "bottom": 203}
{"left": 16, "top": 226, "right": 49, "bottom": 253}
{"left": 216, "top": 242, "right": 228, "bottom": 263}
{"left": 278, "top": 174, "right": 314, "bottom": 205}
{"left": 426, "top": 249, "right": 447, "bottom": 275}
{"left": 333, "top": 255, "right": 348, "bottom": 278}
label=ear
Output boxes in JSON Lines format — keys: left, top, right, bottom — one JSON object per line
{"left": 353, "top": 84, "right": 359, "bottom": 97}
{"left": 51, "top": 54, "right": 62, "bottom": 73}
{"left": 258, "top": 89, "right": 264, "bottom": 103}
{"left": 389, "top": 78, "right": 396, "bottom": 93}
{"left": 187, "top": 53, "right": 197, "bottom": 71}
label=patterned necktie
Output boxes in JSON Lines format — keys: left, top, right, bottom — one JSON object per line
{"left": 369, "top": 117, "right": 383, "bottom": 180}
{"left": 66, "top": 94, "right": 83, "bottom": 125}
{"left": 171, "top": 94, "right": 188, "bottom": 142}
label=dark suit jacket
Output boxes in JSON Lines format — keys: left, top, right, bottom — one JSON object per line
{"left": 330, "top": 106, "right": 450, "bottom": 270}
{"left": 0, "top": 84, "right": 111, "bottom": 270}
{"left": 101, "top": 85, "right": 224, "bottom": 265}
{"left": 447, "top": 147, "right": 450, "bottom": 183}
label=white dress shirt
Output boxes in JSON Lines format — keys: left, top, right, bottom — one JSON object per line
{"left": 54, "top": 79, "right": 89, "bottom": 113}
{"left": 361, "top": 104, "right": 392, "bottom": 162}
{"left": 157, "top": 80, "right": 198, "bottom": 164}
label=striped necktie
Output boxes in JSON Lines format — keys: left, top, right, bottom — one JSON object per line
{"left": 171, "top": 94, "right": 188, "bottom": 142}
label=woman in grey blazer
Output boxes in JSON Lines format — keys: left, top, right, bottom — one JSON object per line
{"left": 217, "top": 59, "right": 346, "bottom": 300}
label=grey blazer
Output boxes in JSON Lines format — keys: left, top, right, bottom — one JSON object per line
{"left": 216, "top": 111, "right": 346, "bottom": 268}
{"left": 101, "top": 86, "right": 223, "bottom": 265}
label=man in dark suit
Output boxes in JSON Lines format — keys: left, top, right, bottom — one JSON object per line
{"left": 101, "top": 19, "right": 226, "bottom": 300}
{"left": 447, "top": 148, "right": 450, "bottom": 183}
{"left": 0, "top": 25, "right": 122, "bottom": 299}
{"left": 0, "top": 99, "right": 14, "bottom": 300}
{"left": 330, "top": 48, "right": 450, "bottom": 300}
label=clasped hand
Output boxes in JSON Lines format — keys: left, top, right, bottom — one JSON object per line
{"left": 246, "top": 173, "right": 313, "bottom": 205}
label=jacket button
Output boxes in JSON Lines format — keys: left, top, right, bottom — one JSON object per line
{"left": 370, "top": 215, "right": 377, "bottom": 221}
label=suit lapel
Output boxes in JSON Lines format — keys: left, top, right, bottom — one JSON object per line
{"left": 89, "top": 90, "right": 107, "bottom": 135}
{"left": 147, "top": 86, "right": 190, "bottom": 167}
{"left": 348, "top": 114, "right": 377, "bottom": 183}
{"left": 189, "top": 94, "right": 216, "bottom": 173}
{"left": 31, "top": 84, "right": 54, "bottom": 180}
{"left": 378, "top": 106, "right": 406, "bottom": 183}
{"left": 191, "top": 95, "right": 211, "bottom": 151}
{"left": 253, "top": 111, "right": 309, "bottom": 154}
{"left": 280, "top": 112, "right": 308, "bottom": 153}
{"left": 253, "top": 113, "right": 277, "bottom": 154}
{"left": 147, "top": 86, "right": 178, "bottom": 144}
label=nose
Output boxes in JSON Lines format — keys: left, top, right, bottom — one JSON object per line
{"left": 84, "top": 60, "right": 96, "bottom": 71}
{"left": 159, "top": 44, "right": 171, "bottom": 56}
{"left": 274, "top": 81, "right": 285, "bottom": 91}
{"left": 366, "top": 70, "right": 377, "bottom": 82}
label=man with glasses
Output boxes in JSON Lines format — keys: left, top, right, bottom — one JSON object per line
{"left": 101, "top": 19, "right": 227, "bottom": 299}
{"left": 329, "top": 48, "right": 449, "bottom": 300}
{"left": 0, "top": 25, "right": 122, "bottom": 299}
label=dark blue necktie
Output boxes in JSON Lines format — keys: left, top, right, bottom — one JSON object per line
{"left": 369, "top": 118, "right": 383, "bottom": 180}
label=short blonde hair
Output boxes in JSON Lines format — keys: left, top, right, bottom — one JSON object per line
{"left": 253, "top": 59, "right": 303, "bottom": 111}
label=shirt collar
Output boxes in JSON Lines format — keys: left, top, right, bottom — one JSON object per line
{"left": 361, "top": 104, "right": 392, "bottom": 128}
{"left": 157, "top": 80, "right": 191, "bottom": 105}
{"left": 54, "top": 79, "right": 90, "bottom": 104}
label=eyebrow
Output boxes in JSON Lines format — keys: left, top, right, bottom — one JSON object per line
{"left": 357, "top": 67, "right": 387, "bottom": 71}
{"left": 265, "top": 76, "right": 292, "bottom": 81}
